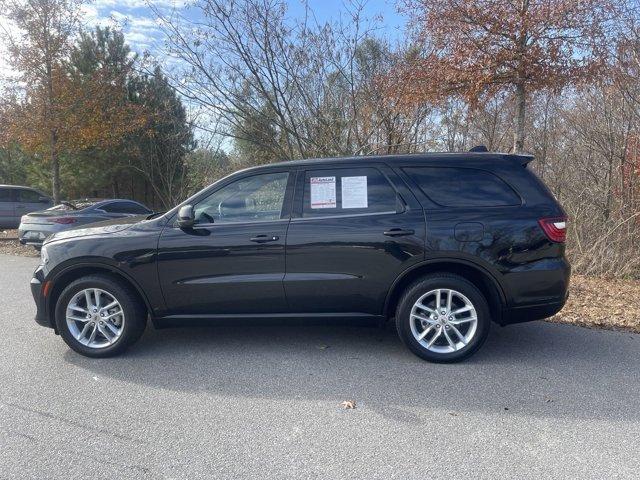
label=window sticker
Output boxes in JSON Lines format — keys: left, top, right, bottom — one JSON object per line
{"left": 310, "top": 176, "right": 336, "bottom": 209}
{"left": 341, "top": 176, "right": 368, "bottom": 209}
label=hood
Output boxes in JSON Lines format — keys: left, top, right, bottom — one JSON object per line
{"left": 44, "top": 216, "right": 146, "bottom": 244}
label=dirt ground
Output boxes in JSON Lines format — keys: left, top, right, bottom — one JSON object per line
{"left": 0, "top": 230, "right": 39, "bottom": 257}
{"left": 1, "top": 229, "right": 638, "bottom": 333}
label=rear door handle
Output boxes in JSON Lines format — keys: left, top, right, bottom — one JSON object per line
{"left": 250, "top": 234, "right": 279, "bottom": 243}
{"left": 383, "top": 228, "right": 415, "bottom": 237}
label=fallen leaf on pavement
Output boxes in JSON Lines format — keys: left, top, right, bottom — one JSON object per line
{"left": 341, "top": 400, "right": 356, "bottom": 409}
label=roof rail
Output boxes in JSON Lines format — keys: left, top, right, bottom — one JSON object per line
{"left": 469, "top": 145, "right": 488, "bottom": 152}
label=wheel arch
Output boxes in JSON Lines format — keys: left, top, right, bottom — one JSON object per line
{"left": 384, "top": 259, "right": 507, "bottom": 324}
{"left": 46, "top": 262, "right": 151, "bottom": 328}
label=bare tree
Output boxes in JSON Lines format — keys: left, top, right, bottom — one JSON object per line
{"left": 152, "top": 0, "right": 430, "bottom": 161}
{"left": 394, "top": 0, "right": 619, "bottom": 153}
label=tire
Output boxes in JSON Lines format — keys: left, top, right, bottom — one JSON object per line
{"left": 395, "top": 273, "right": 491, "bottom": 363}
{"left": 55, "top": 274, "right": 147, "bottom": 358}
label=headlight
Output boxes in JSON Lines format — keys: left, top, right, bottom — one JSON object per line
{"left": 40, "top": 245, "right": 49, "bottom": 264}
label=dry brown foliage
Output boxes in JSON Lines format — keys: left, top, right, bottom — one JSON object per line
{"left": 550, "top": 275, "right": 640, "bottom": 333}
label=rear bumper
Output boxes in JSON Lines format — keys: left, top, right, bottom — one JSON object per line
{"left": 501, "top": 297, "right": 567, "bottom": 325}
{"left": 499, "top": 256, "right": 571, "bottom": 325}
{"left": 19, "top": 224, "right": 61, "bottom": 246}
{"left": 31, "top": 266, "right": 52, "bottom": 328}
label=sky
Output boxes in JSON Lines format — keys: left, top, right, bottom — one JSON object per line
{"left": 75, "top": 0, "right": 403, "bottom": 63}
{"left": 0, "top": 0, "right": 405, "bottom": 82}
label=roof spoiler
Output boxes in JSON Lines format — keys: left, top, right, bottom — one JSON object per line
{"left": 468, "top": 145, "right": 534, "bottom": 166}
{"left": 469, "top": 145, "right": 488, "bottom": 152}
{"left": 510, "top": 153, "right": 535, "bottom": 166}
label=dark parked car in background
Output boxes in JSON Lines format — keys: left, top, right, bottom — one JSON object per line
{"left": 0, "top": 185, "right": 53, "bottom": 229}
{"left": 19, "top": 199, "right": 152, "bottom": 248}
{"left": 30, "top": 148, "right": 570, "bottom": 362}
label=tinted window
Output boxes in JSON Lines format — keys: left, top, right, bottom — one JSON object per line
{"left": 302, "top": 167, "right": 397, "bottom": 217}
{"left": 100, "top": 201, "right": 150, "bottom": 214}
{"left": 18, "top": 189, "right": 41, "bottom": 202}
{"left": 99, "top": 202, "right": 121, "bottom": 213}
{"left": 194, "top": 172, "right": 289, "bottom": 224}
{"left": 120, "top": 202, "right": 149, "bottom": 214}
{"left": 0, "top": 188, "right": 14, "bottom": 202}
{"left": 403, "top": 167, "right": 520, "bottom": 207}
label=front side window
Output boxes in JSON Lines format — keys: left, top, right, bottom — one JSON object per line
{"left": 194, "top": 172, "right": 289, "bottom": 224}
{"left": 403, "top": 167, "right": 521, "bottom": 207}
{"left": 302, "top": 167, "right": 398, "bottom": 217}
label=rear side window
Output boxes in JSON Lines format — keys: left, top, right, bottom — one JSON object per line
{"left": 0, "top": 188, "right": 14, "bottom": 202}
{"left": 18, "top": 189, "right": 41, "bottom": 202}
{"left": 302, "top": 167, "right": 398, "bottom": 217}
{"left": 101, "top": 201, "right": 150, "bottom": 214}
{"left": 403, "top": 167, "right": 521, "bottom": 207}
{"left": 118, "top": 202, "right": 150, "bottom": 214}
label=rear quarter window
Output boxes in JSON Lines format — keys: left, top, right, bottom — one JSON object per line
{"left": 403, "top": 167, "right": 521, "bottom": 207}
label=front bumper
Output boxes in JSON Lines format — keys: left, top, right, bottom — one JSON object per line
{"left": 31, "top": 265, "right": 53, "bottom": 328}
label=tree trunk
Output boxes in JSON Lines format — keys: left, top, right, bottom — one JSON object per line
{"left": 50, "top": 130, "right": 60, "bottom": 203}
{"left": 513, "top": 82, "right": 526, "bottom": 154}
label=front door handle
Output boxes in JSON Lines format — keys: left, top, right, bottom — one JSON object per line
{"left": 250, "top": 234, "right": 279, "bottom": 243}
{"left": 383, "top": 228, "right": 415, "bottom": 237}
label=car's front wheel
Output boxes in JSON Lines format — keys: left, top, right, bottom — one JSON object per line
{"left": 55, "top": 274, "right": 147, "bottom": 358}
{"left": 395, "top": 273, "right": 491, "bottom": 363}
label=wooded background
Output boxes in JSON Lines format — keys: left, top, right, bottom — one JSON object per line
{"left": 1, "top": 0, "right": 639, "bottom": 277}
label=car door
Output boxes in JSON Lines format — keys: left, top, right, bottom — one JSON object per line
{"left": 157, "top": 170, "right": 294, "bottom": 316}
{"left": 284, "top": 164, "right": 426, "bottom": 315}
{"left": 0, "top": 188, "right": 16, "bottom": 228}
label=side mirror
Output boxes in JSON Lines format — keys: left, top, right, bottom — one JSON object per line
{"left": 39, "top": 196, "right": 51, "bottom": 203}
{"left": 177, "top": 205, "right": 195, "bottom": 229}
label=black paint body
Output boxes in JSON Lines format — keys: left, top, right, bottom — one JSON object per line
{"left": 31, "top": 153, "right": 570, "bottom": 329}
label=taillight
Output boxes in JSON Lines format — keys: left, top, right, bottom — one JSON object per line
{"left": 538, "top": 216, "right": 567, "bottom": 243}
{"left": 49, "top": 217, "right": 78, "bottom": 224}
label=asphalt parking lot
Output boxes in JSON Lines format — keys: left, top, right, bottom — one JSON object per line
{"left": 0, "top": 254, "right": 639, "bottom": 479}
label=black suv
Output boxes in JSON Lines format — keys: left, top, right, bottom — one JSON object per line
{"left": 31, "top": 150, "right": 570, "bottom": 362}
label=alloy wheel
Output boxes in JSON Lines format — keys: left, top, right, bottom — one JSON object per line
{"left": 65, "top": 288, "right": 126, "bottom": 349}
{"left": 409, "top": 288, "right": 478, "bottom": 354}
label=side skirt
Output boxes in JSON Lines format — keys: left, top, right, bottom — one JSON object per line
{"left": 152, "top": 312, "right": 386, "bottom": 329}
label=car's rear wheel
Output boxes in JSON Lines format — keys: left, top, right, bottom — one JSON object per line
{"left": 55, "top": 274, "right": 147, "bottom": 358}
{"left": 395, "top": 273, "right": 490, "bottom": 363}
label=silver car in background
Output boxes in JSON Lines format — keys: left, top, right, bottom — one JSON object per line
{"left": 0, "top": 185, "right": 53, "bottom": 228}
{"left": 18, "top": 199, "right": 152, "bottom": 249}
